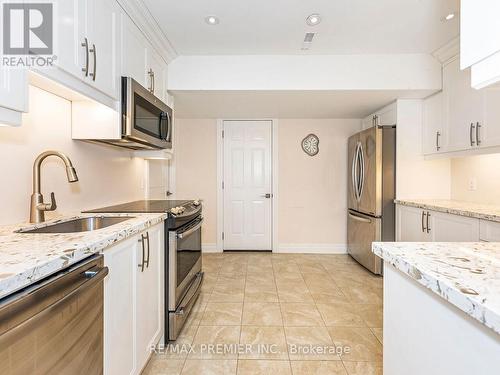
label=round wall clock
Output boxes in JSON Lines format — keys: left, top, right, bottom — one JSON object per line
{"left": 301, "top": 133, "right": 319, "bottom": 156}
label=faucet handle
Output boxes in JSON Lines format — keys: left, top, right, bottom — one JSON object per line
{"left": 38, "top": 192, "right": 57, "bottom": 212}
{"left": 47, "top": 192, "right": 57, "bottom": 211}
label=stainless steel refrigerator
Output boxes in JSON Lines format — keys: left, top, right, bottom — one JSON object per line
{"left": 347, "top": 126, "right": 396, "bottom": 275}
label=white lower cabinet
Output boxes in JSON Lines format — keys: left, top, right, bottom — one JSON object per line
{"left": 430, "top": 211, "right": 479, "bottom": 242}
{"left": 396, "top": 205, "right": 431, "bottom": 242}
{"left": 104, "top": 222, "right": 164, "bottom": 375}
{"left": 479, "top": 220, "right": 500, "bottom": 242}
{"left": 135, "top": 224, "right": 164, "bottom": 372}
{"left": 397, "top": 205, "right": 480, "bottom": 242}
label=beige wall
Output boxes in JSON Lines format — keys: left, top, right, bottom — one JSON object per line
{"left": 173, "top": 118, "right": 361, "bottom": 250}
{"left": 0, "top": 86, "right": 147, "bottom": 225}
{"left": 451, "top": 153, "right": 500, "bottom": 204}
{"left": 173, "top": 119, "right": 218, "bottom": 243}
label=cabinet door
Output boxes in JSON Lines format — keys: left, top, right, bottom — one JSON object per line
{"left": 0, "top": 67, "right": 27, "bottom": 115}
{"left": 104, "top": 236, "right": 137, "bottom": 375}
{"left": 362, "top": 114, "right": 374, "bottom": 130}
{"left": 430, "top": 211, "right": 480, "bottom": 242}
{"left": 479, "top": 220, "right": 500, "bottom": 242}
{"left": 88, "top": 0, "right": 120, "bottom": 99}
{"left": 423, "top": 92, "right": 445, "bottom": 155}
{"left": 121, "top": 15, "right": 148, "bottom": 88}
{"left": 375, "top": 104, "right": 397, "bottom": 126}
{"left": 136, "top": 223, "right": 164, "bottom": 372}
{"left": 146, "top": 46, "right": 167, "bottom": 101}
{"left": 444, "top": 59, "right": 485, "bottom": 152}
{"left": 480, "top": 88, "right": 500, "bottom": 148}
{"left": 460, "top": 0, "right": 500, "bottom": 69}
{"left": 396, "top": 205, "right": 429, "bottom": 242}
{"left": 53, "top": 0, "right": 87, "bottom": 79}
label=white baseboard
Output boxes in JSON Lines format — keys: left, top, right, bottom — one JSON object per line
{"left": 202, "top": 243, "right": 221, "bottom": 253}
{"left": 276, "top": 243, "right": 347, "bottom": 254}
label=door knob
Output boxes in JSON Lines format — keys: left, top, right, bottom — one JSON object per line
{"left": 261, "top": 193, "right": 273, "bottom": 198}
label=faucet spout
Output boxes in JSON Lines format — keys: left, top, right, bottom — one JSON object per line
{"left": 30, "top": 151, "right": 79, "bottom": 223}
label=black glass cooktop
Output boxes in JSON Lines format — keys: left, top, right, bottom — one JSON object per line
{"left": 84, "top": 200, "right": 191, "bottom": 213}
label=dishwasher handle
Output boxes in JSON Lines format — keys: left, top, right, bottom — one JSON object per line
{"left": 0, "top": 257, "right": 108, "bottom": 337}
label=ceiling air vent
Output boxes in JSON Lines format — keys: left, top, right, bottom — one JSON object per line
{"left": 301, "top": 32, "right": 316, "bottom": 50}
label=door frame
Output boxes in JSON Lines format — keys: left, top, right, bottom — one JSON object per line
{"left": 216, "top": 119, "right": 279, "bottom": 252}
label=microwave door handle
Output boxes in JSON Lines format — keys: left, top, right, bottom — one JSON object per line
{"left": 165, "top": 111, "right": 172, "bottom": 142}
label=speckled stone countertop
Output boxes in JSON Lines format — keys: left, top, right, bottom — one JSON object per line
{"left": 0, "top": 213, "right": 167, "bottom": 299}
{"left": 373, "top": 241, "right": 500, "bottom": 335}
{"left": 395, "top": 199, "right": 500, "bottom": 223}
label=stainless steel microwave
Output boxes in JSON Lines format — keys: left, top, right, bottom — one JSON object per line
{"left": 114, "top": 77, "right": 172, "bottom": 150}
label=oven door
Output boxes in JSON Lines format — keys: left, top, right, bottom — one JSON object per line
{"left": 122, "top": 77, "right": 172, "bottom": 149}
{"left": 168, "top": 216, "right": 203, "bottom": 311}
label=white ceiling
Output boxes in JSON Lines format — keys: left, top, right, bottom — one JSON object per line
{"left": 171, "top": 90, "right": 436, "bottom": 119}
{"left": 144, "top": 0, "right": 459, "bottom": 55}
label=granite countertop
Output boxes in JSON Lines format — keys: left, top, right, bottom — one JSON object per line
{"left": 395, "top": 199, "right": 500, "bottom": 223}
{"left": 373, "top": 241, "right": 500, "bottom": 335}
{"left": 0, "top": 213, "right": 167, "bottom": 299}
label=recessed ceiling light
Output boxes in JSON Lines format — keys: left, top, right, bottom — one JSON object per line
{"left": 205, "top": 16, "right": 219, "bottom": 25}
{"left": 443, "top": 12, "right": 456, "bottom": 21}
{"left": 306, "top": 13, "right": 321, "bottom": 26}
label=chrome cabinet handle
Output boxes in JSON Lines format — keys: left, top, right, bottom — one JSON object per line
{"left": 470, "top": 123, "right": 476, "bottom": 146}
{"left": 89, "top": 43, "right": 96, "bottom": 81}
{"left": 144, "top": 232, "right": 150, "bottom": 269}
{"left": 147, "top": 69, "right": 154, "bottom": 92}
{"left": 81, "top": 37, "right": 89, "bottom": 77}
{"left": 152, "top": 71, "right": 155, "bottom": 94}
{"left": 421, "top": 211, "right": 426, "bottom": 233}
{"left": 436, "top": 131, "right": 441, "bottom": 151}
{"left": 138, "top": 235, "right": 145, "bottom": 272}
{"left": 426, "top": 212, "right": 431, "bottom": 233}
{"left": 476, "top": 122, "right": 481, "bottom": 146}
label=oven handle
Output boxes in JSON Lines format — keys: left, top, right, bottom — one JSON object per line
{"left": 175, "top": 272, "right": 204, "bottom": 316}
{"left": 176, "top": 217, "right": 204, "bottom": 239}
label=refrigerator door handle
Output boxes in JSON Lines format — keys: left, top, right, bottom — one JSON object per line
{"left": 358, "top": 142, "right": 365, "bottom": 201}
{"left": 352, "top": 143, "right": 360, "bottom": 201}
{"left": 348, "top": 211, "right": 372, "bottom": 224}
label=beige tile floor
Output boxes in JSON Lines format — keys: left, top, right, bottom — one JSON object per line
{"left": 143, "top": 252, "right": 383, "bottom": 375}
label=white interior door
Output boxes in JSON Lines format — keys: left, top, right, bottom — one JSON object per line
{"left": 223, "top": 120, "right": 272, "bottom": 251}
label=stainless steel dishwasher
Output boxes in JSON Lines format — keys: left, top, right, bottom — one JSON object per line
{"left": 0, "top": 255, "right": 108, "bottom": 375}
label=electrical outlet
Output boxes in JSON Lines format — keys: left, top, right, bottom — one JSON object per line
{"left": 468, "top": 177, "right": 477, "bottom": 191}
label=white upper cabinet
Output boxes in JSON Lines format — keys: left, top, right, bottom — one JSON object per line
{"left": 0, "top": 68, "right": 27, "bottom": 126}
{"left": 87, "top": 0, "right": 120, "bottom": 99}
{"left": 443, "top": 59, "right": 484, "bottom": 152}
{"left": 51, "top": 0, "right": 119, "bottom": 100}
{"left": 460, "top": 0, "right": 500, "bottom": 70}
{"left": 146, "top": 45, "right": 167, "bottom": 101}
{"left": 361, "top": 102, "right": 397, "bottom": 130}
{"left": 54, "top": 0, "right": 87, "bottom": 79}
{"left": 121, "top": 15, "right": 148, "bottom": 87}
{"left": 422, "top": 92, "right": 445, "bottom": 155}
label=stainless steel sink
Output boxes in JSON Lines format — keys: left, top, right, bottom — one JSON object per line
{"left": 16, "top": 216, "right": 134, "bottom": 234}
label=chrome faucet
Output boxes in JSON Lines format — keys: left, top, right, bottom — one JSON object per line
{"left": 30, "top": 151, "right": 79, "bottom": 223}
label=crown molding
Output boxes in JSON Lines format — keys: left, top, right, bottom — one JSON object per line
{"left": 117, "top": 0, "right": 178, "bottom": 64}
{"left": 432, "top": 37, "right": 460, "bottom": 65}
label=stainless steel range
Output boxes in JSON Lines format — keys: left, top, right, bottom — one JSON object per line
{"left": 85, "top": 199, "right": 203, "bottom": 343}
